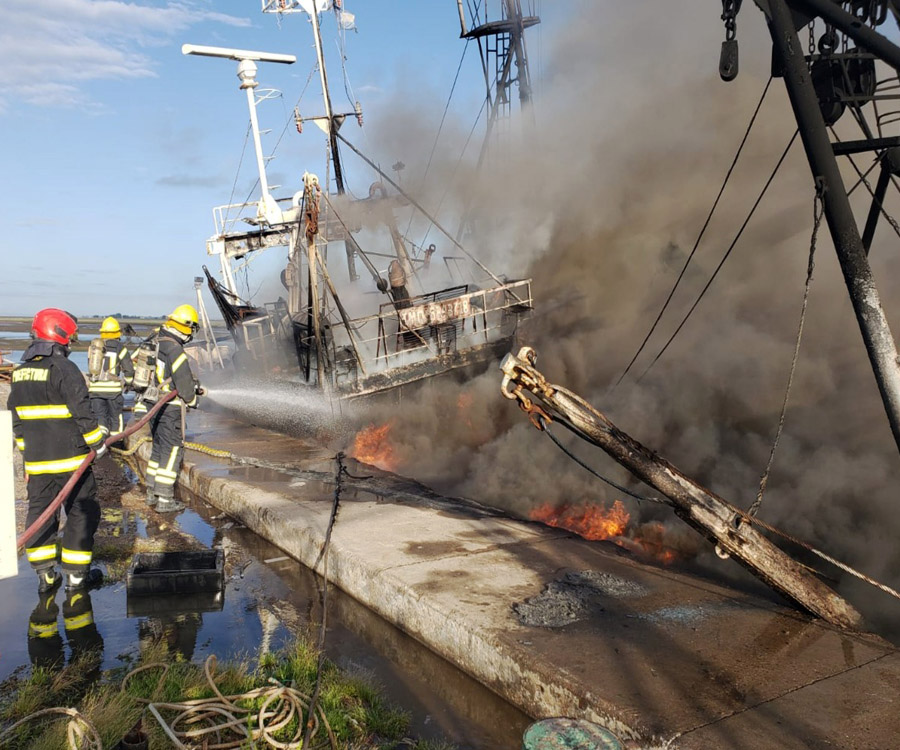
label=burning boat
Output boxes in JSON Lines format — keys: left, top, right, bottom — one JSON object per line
{"left": 184, "top": 1, "right": 536, "bottom": 398}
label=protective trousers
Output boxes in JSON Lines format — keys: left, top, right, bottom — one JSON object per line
{"left": 147, "top": 404, "right": 183, "bottom": 499}
{"left": 90, "top": 394, "right": 125, "bottom": 436}
{"left": 24, "top": 470, "right": 100, "bottom": 574}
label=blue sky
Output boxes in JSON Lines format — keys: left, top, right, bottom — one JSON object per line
{"left": 0, "top": 0, "right": 564, "bottom": 318}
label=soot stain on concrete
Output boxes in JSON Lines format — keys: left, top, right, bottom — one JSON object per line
{"left": 514, "top": 571, "right": 649, "bottom": 628}
{"left": 405, "top": 540, "right": 468, "bottom": 558}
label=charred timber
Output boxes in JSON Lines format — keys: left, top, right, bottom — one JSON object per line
{"left": 500, "top": 347, "right": 863, "bottom": 630}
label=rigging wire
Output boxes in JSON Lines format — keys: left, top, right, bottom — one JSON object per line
{"left": 845, "top": 154, "right": 883, "bottom": 196}
{"left": 403, "top": 39, "right": 472, "bottom": 241}
{"left": 637, "top": 129, "right": 799, "bottom": 382}
{"left": 419, "top": 79, "right": 492, "bottom": 251}
{"left": 748, "top": 187, "right": 823, "bottom": 519}
{"left": 537, "top": 409, "right": 900, "bottom": 603}
{"left": 237, "top": 65, "right": 318, "bottom": 216}
{"left": 222, "top": 123, "right": 252, "bottom": 233}
{"left": 612, "top": 76, "right": 774, "bottom": 390}
{"left": 540, "top": 418, "right": 664, "bottom": 505}
{"left": 830, "top": 126, "right": 900, "bottom": 241}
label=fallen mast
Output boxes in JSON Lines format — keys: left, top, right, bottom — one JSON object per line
{"left": 500, "top": 345, "right": 863, "bottom": 630}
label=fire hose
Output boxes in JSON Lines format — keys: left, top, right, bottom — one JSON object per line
{"left": 16, "top": 390, "right": 179, "bottom": 552}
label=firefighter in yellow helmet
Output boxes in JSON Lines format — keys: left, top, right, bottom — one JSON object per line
{"left": 133, "top": 305, "right": 202, "bottom": 513}
{"left": 87, "top": 317, "right": 134, "bottom": 437}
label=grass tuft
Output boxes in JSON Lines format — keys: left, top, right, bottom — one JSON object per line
{"left": 0, "top": 634, "right": 454, "bottom": 749}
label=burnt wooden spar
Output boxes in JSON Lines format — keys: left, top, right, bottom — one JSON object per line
{"left": 500, "top": 346, "right": 863, "bottom": 630}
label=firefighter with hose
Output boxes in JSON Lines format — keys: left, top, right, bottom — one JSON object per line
{"left": 7, "top": 309, "right": 107, "bottom": 592}
{"left": 133, "top": 304, "right": 203, "bottom": 513}
{"left": 87, "top": 316, "right": 134, "bottom": 438}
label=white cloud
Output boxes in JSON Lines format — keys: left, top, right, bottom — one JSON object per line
{"left": 0, "top": 0, "right": 251, "bottom": 111}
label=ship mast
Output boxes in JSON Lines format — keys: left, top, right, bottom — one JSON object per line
{"left": 308, "top": 5, "right": 345, "bottom": 195}
{"left": 457, "top": 0, "right": 539, "bottom": 163}
{"left": 262, "top": 1, "right": 364, "bottom": 279}
{"left": 719, "top": 0, "right": 900, "bottom": 458}
{"left": 455, "top": 0, "right": 540, "bottom": 239}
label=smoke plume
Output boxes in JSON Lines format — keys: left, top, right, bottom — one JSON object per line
{"left": 337, "top": 0, "right": 900, "bottom": 633}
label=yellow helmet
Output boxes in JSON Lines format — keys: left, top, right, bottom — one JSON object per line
{"left": 167, "top": 304, "right": 200, "bottom": 337}
{"left": 100, "top": 316, "right": 121, "bottom": 339}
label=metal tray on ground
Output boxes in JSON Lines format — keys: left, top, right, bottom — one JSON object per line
{"left": 126, "top": 549, "right": 225, "bottom": 596}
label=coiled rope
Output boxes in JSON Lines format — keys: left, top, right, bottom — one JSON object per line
{"left": 0, "top": 708, "right": 102, "bottom": 750}
{"left": 122, "top": 655, "right": 337, "bottom": 750}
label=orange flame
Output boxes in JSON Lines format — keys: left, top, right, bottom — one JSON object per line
{"left": 531, "top": 500, "right": 630, "bottom": 541}
{"left": 350, "top": 421, "right": 397, "bottom": 471}
{"left": 530, "top": 501, "right": 680, "bottom": 565}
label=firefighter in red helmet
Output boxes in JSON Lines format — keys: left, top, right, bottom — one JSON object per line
{"left": 7, "top": 309, "right": 107, "bottom": 592}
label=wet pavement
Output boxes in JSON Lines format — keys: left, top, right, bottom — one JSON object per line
{"left": 0, "top": 475, "right": 530, "bottom": 749}
{"left": 138, "top": 407, "right": 900, "bottom": 749}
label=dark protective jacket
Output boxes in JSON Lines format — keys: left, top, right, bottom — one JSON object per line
{"left": 155, "top": 328, "right": 200, "bottom": 407}
{"left": 7, "top": 342, "right": 105, "bottom": 475}
{"left": 87, "top": 338, "right": 134, "bottom": 397}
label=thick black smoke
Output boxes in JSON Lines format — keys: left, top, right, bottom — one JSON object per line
{"left": 344, "top": 0, "right": 900, "bottom": 633}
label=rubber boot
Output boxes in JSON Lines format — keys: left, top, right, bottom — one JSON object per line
{"left": 145, "top": 488, "right": 158, "bottom": 508}
{"left": 155, "top": 497, "right": 185, "bottom": 514}
{"left": 66, "top": 568, "right": 104, "bottom": 592}
{"left": 37, "top": 566, "right": 62, "bottom": 594}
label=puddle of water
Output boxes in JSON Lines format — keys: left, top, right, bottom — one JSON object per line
{"left": 175, "top": 509, "right": 216, "bottom": 548}
{"left": 0, "top": 492, "right": 530, "bottom": 749}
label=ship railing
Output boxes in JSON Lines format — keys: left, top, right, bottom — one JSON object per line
{"left": 309, "top": 278, "right": 533, "bottom": 385}
{"left": 212, "top": 196, "right": 300, "bottom": 237}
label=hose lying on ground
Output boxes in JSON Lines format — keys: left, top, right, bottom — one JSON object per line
{"left": 16, "top": 390, "right": 179, "bottom": 552}
{"left": 110, "top": 435, "right": 152, "bottom": 457}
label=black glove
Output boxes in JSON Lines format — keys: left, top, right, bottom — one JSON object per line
{"left": 94, "top": 442, "right": 108, "bottom": 460}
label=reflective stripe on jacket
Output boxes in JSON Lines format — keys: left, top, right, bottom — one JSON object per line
{"left": 6, "top": 344, "right": 104, "bottom": 475}
{"left": 88, "top": 339, "right": 134, "bottom": 396}
{"left": 155, "top": 331, "right": 199, "bottom": 407}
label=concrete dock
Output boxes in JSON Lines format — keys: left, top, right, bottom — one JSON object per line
{"left": 134, "top": 410, "right": 900, "bottom": 749}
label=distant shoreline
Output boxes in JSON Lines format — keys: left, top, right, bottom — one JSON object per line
{"left": 0, "top": 316, "right": 166, "bottom": 353}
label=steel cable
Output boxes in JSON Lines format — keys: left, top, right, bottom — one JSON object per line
{"left": 637, "top": 129, "right": 799, "bottom": 381}
{"left": 748, "top": 187, "right": 823, "bottom": 518}
{"left": 612, "top": 76, "right": 773, "bottom": 390}
{"left": 537, "top": 405, "right": 900, "bottom": 604}
{"left": 540, "top": 418, "right": 665, "bottom": 505}
{"left": 404, "top": 39, "right": 471, "bottom": 241}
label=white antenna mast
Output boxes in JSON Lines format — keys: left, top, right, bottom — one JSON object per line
{"left": 182, "top": 44, "right": 296, "bottom": 226}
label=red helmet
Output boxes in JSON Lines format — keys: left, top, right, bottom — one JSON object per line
{"left": 32, "top": 308, "right": 78, "bottom": 346}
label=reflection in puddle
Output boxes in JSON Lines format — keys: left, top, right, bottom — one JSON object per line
{"left": 0, "top": 492, "right": 529, "bottom": 749}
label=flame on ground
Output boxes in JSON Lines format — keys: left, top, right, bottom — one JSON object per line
{"left": 351, "top": 420, "right": 397, "bottom": 471}
{"left": 532, "top": 500, "right": 630, "bottom": 540}
{"left": 530, "top": 501, "right": 680, "bottom": 565}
